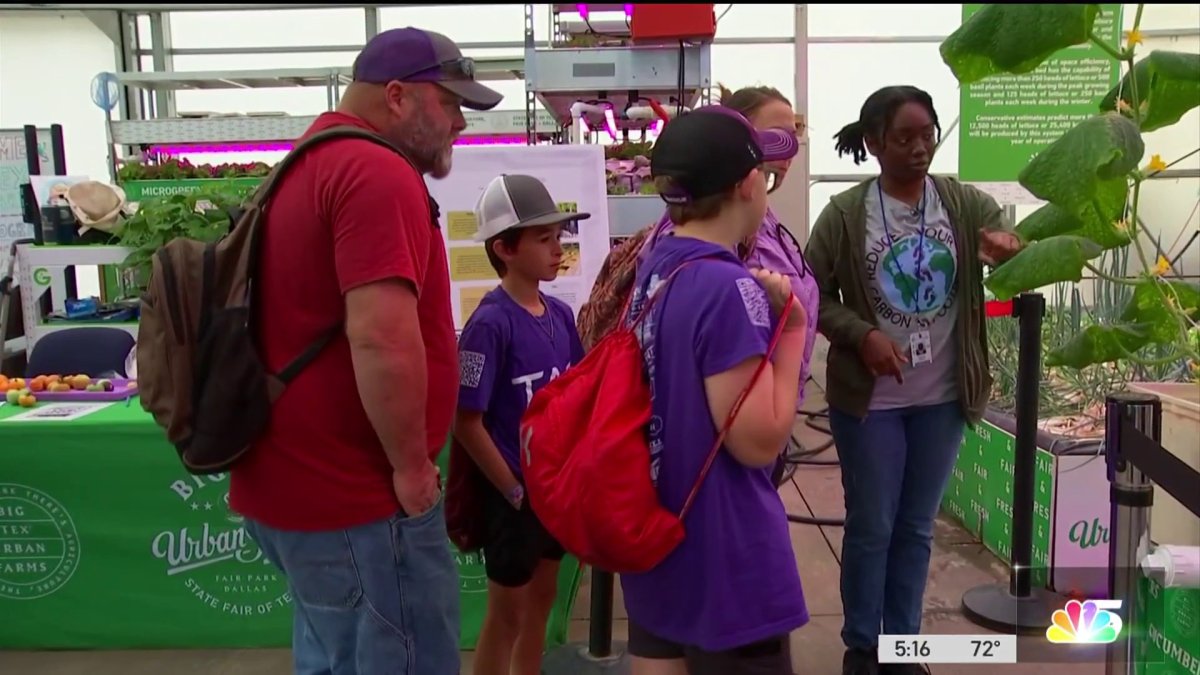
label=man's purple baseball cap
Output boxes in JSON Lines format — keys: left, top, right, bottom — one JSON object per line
{"left": 352, "top": 27, "right": 504, "bottom": 111}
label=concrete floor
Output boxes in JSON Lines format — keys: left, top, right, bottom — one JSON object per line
{"left": 1, "top": 381, "right": 1108, "bottom": 675}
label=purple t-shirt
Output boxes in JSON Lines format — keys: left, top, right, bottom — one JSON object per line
{"left": 620, "top": 235, "right": 808, "bottom": 651}
{"left": 642, "top": 207, "right": 819, "bottom": 408}
{"left": 457, "top": 287, "right": 584, "bottom": 479}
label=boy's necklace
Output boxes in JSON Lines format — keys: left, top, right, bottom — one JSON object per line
{"left": 531, "top": 303, "right": 556, "bottom": 342}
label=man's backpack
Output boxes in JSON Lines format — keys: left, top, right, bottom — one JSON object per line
{"left": 520, "top": 259, "right": 793, "bottom": 574}
{"left": 137, "top": 126, "right": 415, "bottom": 475}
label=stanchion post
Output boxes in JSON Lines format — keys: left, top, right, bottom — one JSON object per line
{"left": 541, "top": 568, "right": 630, "bottom": 674}
{"left": 962, "top": 292, "right": 1060, "bottom": 633}
{"left": 1008, "top": 291, "right": 1043, "bottom": 599}
{"left": 588, "top": 570, "right": 615, "bottom": 657}
{"left": 1103, "top": 393, "right": 1160, "bottom": 675}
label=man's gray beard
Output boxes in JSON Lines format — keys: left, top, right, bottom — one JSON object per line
{"left": 428, "top": 147, "right": 453, "bottom": 179}
{"left": 397, "top": 139, "right": 453, "bottom": 178}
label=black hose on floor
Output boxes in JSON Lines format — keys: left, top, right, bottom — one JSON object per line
{"left": 783, "top": 401, "right": 846, "bottom": 527}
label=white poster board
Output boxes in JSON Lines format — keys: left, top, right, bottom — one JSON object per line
{"left": 424, "top": 145, "right": 612, "bottom": 330}
{"left": 0, "top": 128, "right": 58, "bottom": 270}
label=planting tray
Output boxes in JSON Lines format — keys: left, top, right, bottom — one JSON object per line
{"left": 35, "top": 378, "right": 138, "bottom": 402}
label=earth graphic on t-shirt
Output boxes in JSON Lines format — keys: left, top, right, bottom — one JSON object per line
{"left": 879, "top": 235, "right": 956, "bottom": 316}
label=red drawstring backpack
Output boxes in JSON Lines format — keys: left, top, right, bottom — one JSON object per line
{"left": 520, "top": 259, "right": 793, "bottom": 573}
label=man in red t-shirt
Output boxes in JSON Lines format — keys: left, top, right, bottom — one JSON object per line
{"left": 229, "top": 27, "right": 501, "bottom": 675}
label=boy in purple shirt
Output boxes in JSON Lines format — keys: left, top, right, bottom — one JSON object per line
{"left": 622, "top": 106, "right": 810, "bottom": 675}
{"left": 453, "top": 174, "right": 589, "bottom": 675}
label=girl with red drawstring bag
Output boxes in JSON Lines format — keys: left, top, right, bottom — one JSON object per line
{"left": 521, "top": 106, "right": 811, "bottom": 673}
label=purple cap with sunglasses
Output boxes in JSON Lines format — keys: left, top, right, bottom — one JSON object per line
{"left": 651, "top": 105, "right": 799, "bottom": 205}
{"left": 352, "top": 27, "right": 504, "bottom": 111}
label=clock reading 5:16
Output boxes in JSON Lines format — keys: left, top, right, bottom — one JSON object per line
{"left": 879, "top": 635, "right": 1018, "bottom": 663}
{"left": 893, "top": 640, "right": 931, "bottom": 659}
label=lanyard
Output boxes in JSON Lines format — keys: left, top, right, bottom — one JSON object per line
{"left": 877, "top": 179, "right": 930, "bottom": 313}
{"left": 772, "top": 221, "right": 813, "bottom": 280}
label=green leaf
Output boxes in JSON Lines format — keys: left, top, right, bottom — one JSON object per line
{"left": 1014, "top": 178, "right": 1130, "bottom": 248}
{"left": 984, "top": 235, "right": 1104, "bottom": 300}
{"left": 940, "top": 4, "right": 1101, "bottom": 84}
{"left": 1018, "top": 113, "right": 1143, "bottom": 215}
{"left": 1046, "top": 323, "right": 1151, "bottom": 368}
{"left": 1119, "top": 279, "right": 1200, "bottom": 343}
{"left": 1100, "top": 51, "right": 1200, "bottom": 133}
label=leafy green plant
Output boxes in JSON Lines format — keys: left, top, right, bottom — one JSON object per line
{"left": 986, "top": 249, "right": 1180, "bottom": 435}
{"left": 118, "top": 158, "right": 273, "bottom": 181}
{"left": 605, "top": 141, "right": 653, "bottom": 161}
{"left": 116, "top": 183, "right": 246, "bottom": 288}
{"left": 942, "top": 4, "right": 1200, "bottom": 377}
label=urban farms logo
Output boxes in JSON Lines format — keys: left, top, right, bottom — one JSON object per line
{"left": 1046, "top": 599, "right": 1124, "bottom": 644}
{"left": 456, "top": 550, "right": 489, "bottom": 594}
{"left": 1068, "top": 518, "right": 1110, "bottom": 550}
{"left": 151, "top": 474, "right": 291, "bottom": 616}
{"left": 0, "top": 483, "right": 81, "bottom": 600}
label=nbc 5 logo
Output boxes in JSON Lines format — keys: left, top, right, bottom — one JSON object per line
{"left": 1046, "top": 599, "right": 1124, "bottom": 644}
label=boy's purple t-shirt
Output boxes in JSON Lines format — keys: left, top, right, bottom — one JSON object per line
{"left": 641, "top": 207, "right": 819, "bottom": 407}
{"left": 621, "top": 235, "right": 808, "bottom": 651}
{"left": 457, "top": 287, "right": 584, "bottom": 479}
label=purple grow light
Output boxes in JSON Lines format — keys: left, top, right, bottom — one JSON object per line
{"left": 149, "top": 135, "right": 531, "bottom": 156}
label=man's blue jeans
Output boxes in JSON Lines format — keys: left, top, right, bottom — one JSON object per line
{"left": 243, "top": 497, "right": 461, "bottom": 675}
{"left": 829, "top": 401, "right": 965, "bottom": 650}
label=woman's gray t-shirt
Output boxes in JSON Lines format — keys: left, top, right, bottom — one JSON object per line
{"left": 863, "top": 177, "right": 960, "bottom": 410}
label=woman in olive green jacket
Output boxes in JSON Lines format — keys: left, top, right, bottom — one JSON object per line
{"left": 804, "top": 86, "right": 1022, "bottom": 675}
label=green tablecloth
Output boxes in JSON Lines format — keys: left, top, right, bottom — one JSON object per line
{"left": 0, "top": 399, "right": 582, "bottom": 650}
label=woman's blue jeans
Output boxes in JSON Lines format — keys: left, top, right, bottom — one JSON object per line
{"left": 829, "top": 401, "right": 965, "bottom": 650}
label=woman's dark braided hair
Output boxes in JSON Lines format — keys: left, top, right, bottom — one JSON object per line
{"left": 833, "top": 86, "right": 941, "bottom": 165}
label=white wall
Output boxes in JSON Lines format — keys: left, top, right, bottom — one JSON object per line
{"left": 0, "top": 11, "right": 115, "bottom": 182}
{"left": 0, "top": 11, "right": 117, "bottom": 298}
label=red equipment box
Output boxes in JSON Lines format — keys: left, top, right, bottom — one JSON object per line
{"left": 630, "top": 4, "right": 717, "bottom": 43}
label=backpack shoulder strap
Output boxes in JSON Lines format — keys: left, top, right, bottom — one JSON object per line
{"left": 678, "top": 298, "right": 795, "bottom": 520}
{"left": 262, "top": 127, "right": 420, "bottom": 385}
{"left": 248, "top": 126, "right": 412, "bottom": 211}
{"left": 625, "top": 255, "right": 725, "bottom": 330}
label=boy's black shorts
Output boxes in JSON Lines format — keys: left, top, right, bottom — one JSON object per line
{"left": 480, "top": 480, "right": 565, "bottom": 588}
{"left": 628, "top": 620, "right": 793, "bottom": 675}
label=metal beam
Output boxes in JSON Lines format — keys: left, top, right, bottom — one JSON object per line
{"left": 80, "top": 9, "right": 122, "bottom": 44}
{"left": 119, "top": 11, "right": 144, "bottom": 121}
{"left": 768, "top": 3, "right": 809, "bottom": 244}
{"left": 148, "top": 12, "right": 176, "bottom": 117}
{"left": 132, "top": 35, "right": 797, "bottom": 58}
{"left": 806, "top": 27, "right": 1198, "bottom": 45}
{"left": 364, "top": 5, "right": 379, "bottom": 40}
{"left": 2, "top": 4, "right": 422, "bottom": 11}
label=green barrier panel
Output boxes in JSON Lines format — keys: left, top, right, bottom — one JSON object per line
{"left": 1136, "top": 576, "right": 1200, "bottom": 675}
{"left": 0, "top": 400, "right": 582, "bottom": 650}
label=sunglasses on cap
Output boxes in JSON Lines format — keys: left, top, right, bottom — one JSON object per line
{"left": 434, "top": 57, "right": 476, "bottom": 81}
{"left": 396, "top": 57, "right": 477, "bottom": 83}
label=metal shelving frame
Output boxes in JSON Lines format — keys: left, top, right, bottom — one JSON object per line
{"left": 9, "top": 4, "right": 808, "bottom": 236}
{"left": 102, "top": 56, "right": 545, "bottom": 176}
{"left": 519, "top": 3, "right": 717, "bottom": 237}
{"left": 520, "top": 3, "right": 712, "bottom": 144}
